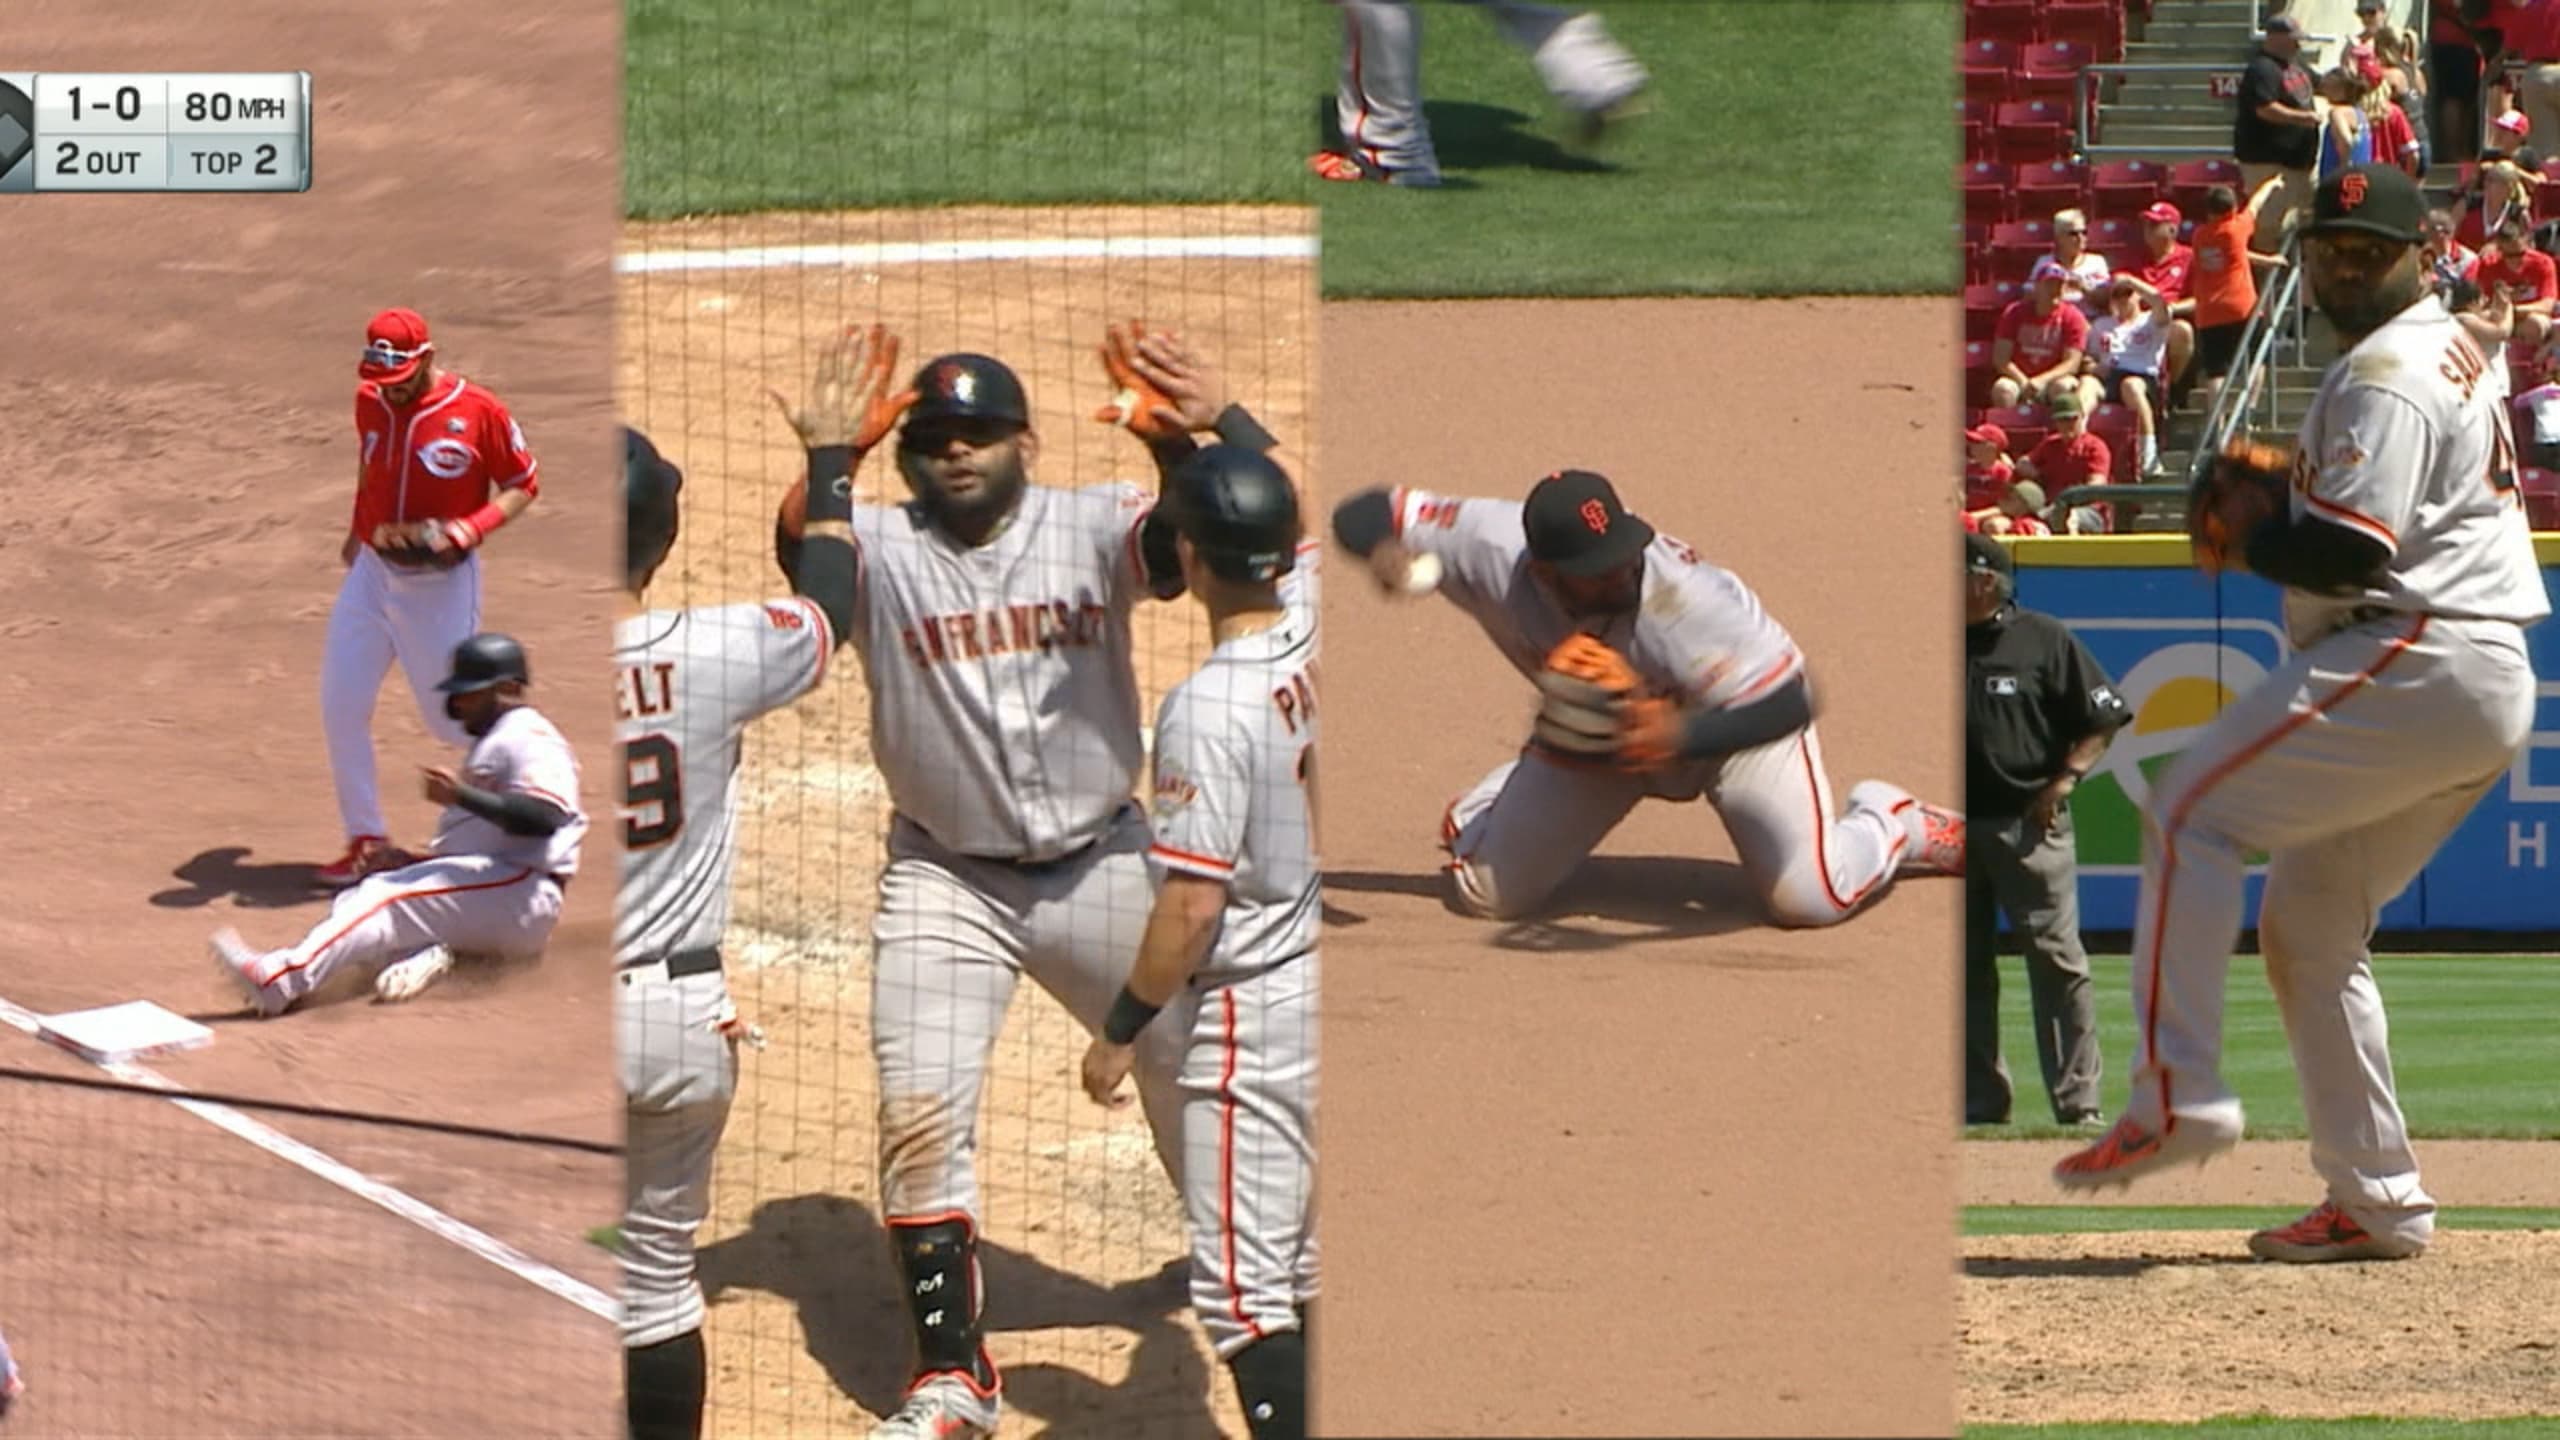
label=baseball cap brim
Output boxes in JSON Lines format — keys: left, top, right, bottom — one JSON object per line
{"left": 1541, "top": 513, "right": 1655, "bottom": 577}
{"left": 2306, "top": 214, "right": 2421, "bottom": 243}
{"left": 436, "top": 672, "right": 508, "bottom": 694}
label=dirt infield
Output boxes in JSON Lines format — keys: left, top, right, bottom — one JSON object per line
{"left": 1963, "top": 1229, "right": 2560, "bottom": 1424}
{"left": 618, "top": 203, "right": 1314, "bottom": 1436}
{"left": 0, "top": 4, "right": 620, "bottom": 1435}
{"left": 1962, "top": 1139, "right": 2560, "bottom": 1425}
{"left": 1967, "top": 1139, "right": 2560, "bottom": 1208}
{"left": 1314, "top": 298, "right": 1962, "bottom": 1437}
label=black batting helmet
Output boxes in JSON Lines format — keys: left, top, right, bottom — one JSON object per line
{"left": 437, "top": 633, "right": 531, "bottom": 695}
{"left": 626, "top": 426, "right": 683, "bottom": 584}
{"left": 1163, "top": 445, "right": 1301, "bottom": 584}
{"left": 903, "top": 353, "right": 1030, "bottom": 432}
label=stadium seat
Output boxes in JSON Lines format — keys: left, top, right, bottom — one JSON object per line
{"left": 1961, "top": 38, "right": 2020, "bottom": 102}
{"left": 2043, "top": 0, "right": 2125, "bottom": 62}
{"left": 2017, "top": 40, "right": 2095, "bottom": 112}
{"left": 1994, "top": 99, "right": 2075, "bottom": 165}
{"left": 2089, "top": 157, "right": 2167, "bottom": 218}
{"left": 2522, "top": 467, "right": 2560, "bottom": 531}
{"left": 1964, "top": 0, "right": 2044, "bottom": 47}
{"left": 1991, "top": 218, "right": 2056, "bottom": 278}
{"left": 1964, "top": 341, "right": 1999, "bottom": 410}
{"left": 2089, "top": 402, "right": 2141, "bottom": 482}
{"left": 2015, "top": 158, "right": 2090, "bottom": 215}
{"left": 1983, "top": 404, "right": 2050, "bottom": 456}
{"left": 1963, "top": 160, "right": 2017, "bottom": 224}
{"left": 2168, "top": 156, "right": 2244, "bottom": 216}
{"left": 2090, "top": 214, "right": 2140, "bottom": 256}
{"left": 1964, "top": 283, "right": 2014, "bottom": 342}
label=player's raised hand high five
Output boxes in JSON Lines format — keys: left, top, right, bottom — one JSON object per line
{"left": 1095, "top": 318, "right": 1220, "bottom": 440}
{"left": 766, "top": 322, "right": 914, "bottom": 451}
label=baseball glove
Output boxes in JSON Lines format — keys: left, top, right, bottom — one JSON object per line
{"left": 1530, "top": 634, "right": 1680, "bottom": 773}
{"left": 2187, "top": 437, "right": 2292, "bottom": 574}
{"left": 371, "top": 520, "right": 471, "bottom": 571}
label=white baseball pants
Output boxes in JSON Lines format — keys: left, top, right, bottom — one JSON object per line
{"left": 244, "top": 855, "right": 563, "bottom": 1005}
{"left": 869, "top": 807, "right": 1188, "bottom": 1220}
{"left": 322, "top": 548, "right": 480, "bottom": 841}
{"left": 2125, "top": 614, "right": 2535, "bottom": 1250}
{"left": 620, "top": 966, "right": 739, "bottom": 1350}
{"left": 1162, "top": 957, "right": 1319, "bottom": 1359}
{"left": 1442, "top": 725, "right": 1916, "bottom": 927}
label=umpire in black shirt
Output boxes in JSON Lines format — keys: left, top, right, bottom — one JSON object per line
{"left": 1964, "top": 533, "right": 2132, "bottom": 1127}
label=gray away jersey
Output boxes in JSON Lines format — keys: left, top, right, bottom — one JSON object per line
{"left": 613, "top": 597, "right": 833, "bottom": 965}
{"left": 2287, "top": 293, "right": 2551, "bottom": 644}
{"left": 431, "top": 704, "right": 588, "bottom": 877}
{"left": 1147, "top": 546, "right": 1323, "bottom": 982}
{"left": 848, "top": 483, "right": 1158, "bottom": 862}
{"left": 1391, "top": 487, "right": 1805, "bottom": 771}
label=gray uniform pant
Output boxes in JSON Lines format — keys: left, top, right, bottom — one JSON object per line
{"left": 1965, "top": 811, "right": 2102, "bottom": 1124}
{"left": 1330, "top": 1, "right": 1646, "bottom": 180}
{"left": 871, "top": 806, "right": 1186, "bottom": 1221}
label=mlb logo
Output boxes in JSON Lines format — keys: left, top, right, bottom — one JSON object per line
{"left": 1987, "top": 675, "right": 2019, "bottom": 696}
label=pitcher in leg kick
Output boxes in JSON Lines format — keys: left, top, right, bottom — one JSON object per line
{"left": 320, "top": 308, "right": 541, "bottom": 887}
{"left": 1080, "top": 445, "right": 1321, "bottom": 1440}
{"left": 2056, "top": 165, "right": 2549, "bottom": 1264}
{"left": 211, "top": 632, "right": 584, "bottom": 1016}
{"left": 763, "top": 322, "right": 1295, "bottom": 1440}
{"left": 616, "top": 426, "right": 854, "bottom": 1440}
{"left": 1312, "top": 0, "right": 1649, "bottom": 187}
{"left": 1331, "top": 470, "right": 1963, "bottom": 926}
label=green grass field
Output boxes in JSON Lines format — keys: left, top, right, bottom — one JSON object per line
{"left": 1969, "top": 955, "right": 2560, "bottom": 1140}
{"left": 1314, "top": 0, "right": 1957, "bottom": 298}
{"left": 1962, "top": 1206, "right": 2560, "bottom": 1236}
{"left": 1968, "top": 1420, "right": 2560, "bottom": 1438}
{"left": 624, "top": 0, "right": 1319, "bottom": 215}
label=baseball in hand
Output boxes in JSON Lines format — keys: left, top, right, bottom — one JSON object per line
{"left": 1394, "top": 551, "right": 1443, "bottom": 596}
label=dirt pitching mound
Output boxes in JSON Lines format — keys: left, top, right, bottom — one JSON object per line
{"left": 1962, "top": 1228, "right": 2560, "bottom": 1425}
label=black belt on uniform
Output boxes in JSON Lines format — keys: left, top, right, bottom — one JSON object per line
{"left": 615, "top": 946, "right": 721, "bottom": 978}
{"left": 941, "top": 802, "right": 1134, "bottom": 874}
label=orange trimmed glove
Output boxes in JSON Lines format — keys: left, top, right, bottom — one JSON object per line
{"left": 1093, "top": 319, "right": 1183, "bottom": 442}
{"left": 2188, "top": 437, "right": 2292, "bottom": 574}
{"left": 1531, "top": 635, "right": 1680, "bottom": 773}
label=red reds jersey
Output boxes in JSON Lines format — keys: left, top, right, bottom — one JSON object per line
{"left": 1995, "top": 299, "right": 2090, "bottom": 374}
{"left": 2467, "top": 244, "right": 2559, "bottom": 305}
{"left": 350, "top": 373, "right": 538, "bottom": 539}
{"left": 1965, "top": 456, "right": 2016, "bottom": 512}
{"left": 2139, "top": 243, "right": 2196, "bottom": 303}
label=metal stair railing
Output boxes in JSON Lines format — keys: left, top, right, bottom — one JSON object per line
{"left": 2186, "top": 196, "right": 2314, "bottom": 490}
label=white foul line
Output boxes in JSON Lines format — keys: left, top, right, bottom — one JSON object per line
{"left": 616, "top": 233, "right": 1318, "bottom": 275}
{"left": 0, "top": 996, "right": 620, "bottom": 1325}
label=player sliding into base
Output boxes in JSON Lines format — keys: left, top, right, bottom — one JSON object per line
{"left": 1330, "top": 471, "right": 1962, "bottom": 926}
{"left": 1080, "top": 444, "right": 1322, "bottom": 1440}
{"left": 2054, "top": 165, "right": 2550, "bottom": 1264}
{"left": 210, "top": 632, "right": 585, "bottom": 1016}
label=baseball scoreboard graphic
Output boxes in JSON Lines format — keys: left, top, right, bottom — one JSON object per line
{"left": 0, "top": 73, "right": 311, "bottom": 192}
{"left": 2015, "top": 540, "right": 2560, "bottom": 933}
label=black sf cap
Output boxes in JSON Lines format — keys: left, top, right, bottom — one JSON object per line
{"left": 1523, "top": 470, "right": 1653, "bottom": 576}
{"left": 2306, "top": 163, "right": 2426, "bottom": 246}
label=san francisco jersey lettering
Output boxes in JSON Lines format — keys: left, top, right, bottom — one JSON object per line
{"left": 848, "top": 482, "right": 1157, "bottom": 861}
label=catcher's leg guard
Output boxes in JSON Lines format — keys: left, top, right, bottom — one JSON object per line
{"left": 887, "top": 1213, "right": 1000, "bottom": 1391}
{"left": 1226, "top": 1329, "right": 1307, "bottom": 1440}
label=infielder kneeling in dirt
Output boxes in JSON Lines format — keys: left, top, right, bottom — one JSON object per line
{"left": 211, "top": 632, "right": 584, "bottom": 1015}
{"left": 1331, "top": 471, "right": 1963, "bottom": 925}
{"left": 762, "top": 322, "right": 1292, "bottom": 1440}
{"left": 2056, "top": 166, "right": 2549, "bottom": 1264}
{"left": 1081, "top": 446, "right": 1321, "bottom": 1440}
{"left": 616, "top": 426, "right": 853, "bottom": 1439}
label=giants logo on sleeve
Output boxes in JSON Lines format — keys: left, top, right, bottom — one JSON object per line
{"left": 1153, "top": 769, "right": 1200, "bottom": 820}
{"left": 897, "top": 595, "right": 1111, "bottom": 669}
{"left": 763, "top": 604, "right": 806, "bottom": 631}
